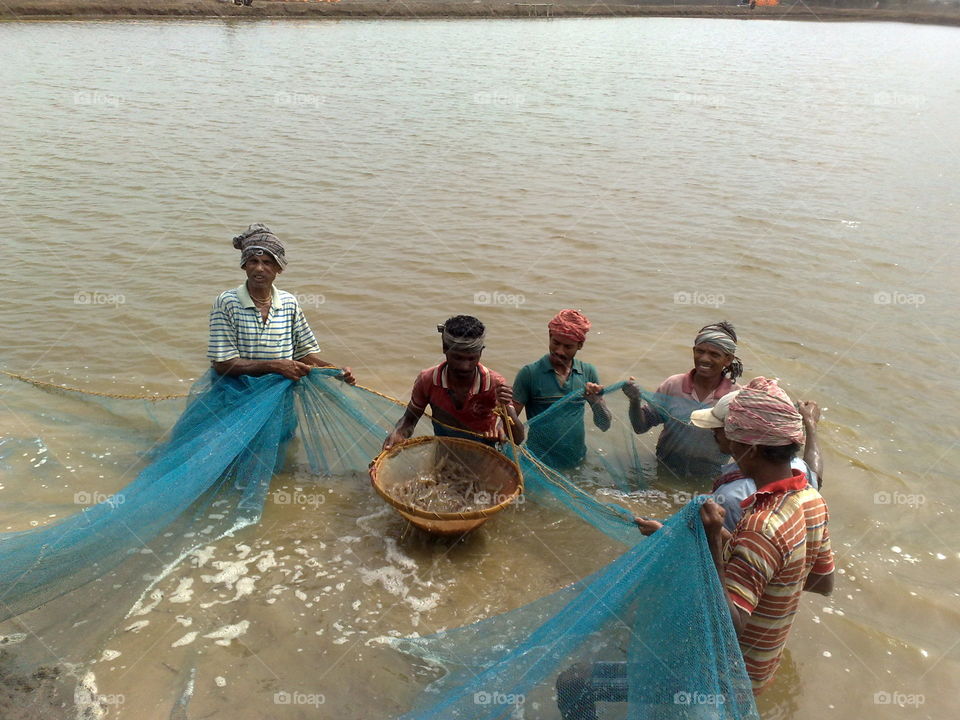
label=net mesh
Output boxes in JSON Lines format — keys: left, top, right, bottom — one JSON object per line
{"left": 0, "top": 367, "right": 754, "bottom": 719}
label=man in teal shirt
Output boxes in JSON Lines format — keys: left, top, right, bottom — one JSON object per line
{"left": 513, "top": 310, "right": 611, "bottom": 469}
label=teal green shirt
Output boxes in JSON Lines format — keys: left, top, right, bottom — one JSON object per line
{"left": 513, "top": 355, "right": 600, "bottom": 468}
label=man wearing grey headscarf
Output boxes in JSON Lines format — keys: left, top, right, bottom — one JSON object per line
{"left": 621, "top": 321, "right": 743, "bottom": 479}
{"left": 383, "top": 315, "right": 523, "bottom": 449}
{"left": 208, "top": 224, "right": 355, "bottom": 384}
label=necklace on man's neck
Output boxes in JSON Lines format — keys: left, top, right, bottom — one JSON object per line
{"left": 250, "top": 288, "right": 272, "bottom": 305}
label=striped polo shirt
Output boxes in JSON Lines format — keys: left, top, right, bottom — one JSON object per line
{"left": 722, "top": 470, "right": 834, "bottom": 693}
{"left": 207, "top": 283, "right": 320, "bottom": 363}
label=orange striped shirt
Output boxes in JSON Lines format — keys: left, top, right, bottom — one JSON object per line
{"left": 722, "top": 470, "right": 834, "bottom": 693}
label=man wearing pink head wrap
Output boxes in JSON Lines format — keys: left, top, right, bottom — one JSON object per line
{"left": 513, "top": 310, "right": 611, "bottom": 469}
{"left": 724, "top": 377, "right": 805, "bottom": 447}
{"left": 547, "top": 309, "right": 592, "bottom": 344}
{"left": 698, "top": 376, "right": 835, "bottom": 695}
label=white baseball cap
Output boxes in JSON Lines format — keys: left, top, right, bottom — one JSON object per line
{"left": 689, "top": 390, "right": 740, "bottom": 429}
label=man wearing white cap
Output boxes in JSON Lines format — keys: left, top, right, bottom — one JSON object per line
{"left": 634, "top": 389, "right": 822, "bottom": 535}
{"left": 689, "top": 389, "right": 823, "bottom": 531}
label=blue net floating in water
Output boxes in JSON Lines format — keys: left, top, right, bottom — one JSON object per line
{"left": 0, "top": 368, "right": 754, "bottom": 719}
{"left": 388, "top": 500, "right": 758, "bottom": 720}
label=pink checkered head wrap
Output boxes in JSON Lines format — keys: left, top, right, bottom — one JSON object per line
{"left": 724, "top": 377, "right": 805, "bottom": 447}
{"left": 548, "top": 309, "right": 591, "bottom": 344}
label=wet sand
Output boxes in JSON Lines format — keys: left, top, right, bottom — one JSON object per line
{"left": 3, "top": 0, "right": 960, "bottom": 26}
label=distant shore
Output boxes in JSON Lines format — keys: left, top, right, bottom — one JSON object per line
{"left": 3, "top": 0, "right": 960, "bottom": 26}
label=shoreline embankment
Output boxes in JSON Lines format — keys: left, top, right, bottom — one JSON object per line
{"left": 3, "top": 0, "right": 960, "bottom": 26}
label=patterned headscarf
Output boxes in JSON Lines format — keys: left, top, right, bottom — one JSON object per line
{"left": 694, "top": 322, "right": 743, "bottom": 381}
{"left": 724, "top": 377, "right": 804, "bottom": 447}
{"left": 437, "top": 324, "right": 486, "bottom": 354}
{"left": 548, "top": 309, "right": 592, "bottom": 344}
{"left": 233, "top": 224, "right": 288, "bottom": 269}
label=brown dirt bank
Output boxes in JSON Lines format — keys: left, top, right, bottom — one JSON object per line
{"left": 2, "top": 0, "right": 960, "bottom": 26}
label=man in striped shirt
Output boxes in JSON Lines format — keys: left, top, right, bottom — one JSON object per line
{"left": 701, "top": 376, "right": 834, "bottom": 694}
{"left": 208, "top": 224, "right": 354, "bottom": 384}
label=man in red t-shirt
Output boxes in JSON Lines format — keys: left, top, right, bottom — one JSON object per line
{"left": 383, "top": 315, "right": 524, "bottom": 449}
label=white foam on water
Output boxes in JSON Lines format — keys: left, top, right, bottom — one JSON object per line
{"left": 99, "top": 650, "right": 121, "bottom": 662}
{"left": 124, "top": 620, "right": 149, "bottom": 633}
{"left": 175, "top": 615, "right": 193, "bottom": 627}
{"left": 171, "top": 631, "right": 198, "bottom": 647}
{"left": 256, "top": 550, "right": 277, "bottom": 572}
{"left": 203, "top": 620, "right": 250, "bottom": 647}
{"left": 356, "top": 507, "right": 392, "bottom": 535}
{"left": 124, "top": 517, "right": 256, "bottom": 620}
{"left": 202, "top": 560, "right": 249, "bottom": 587}
{"left": 385, "top": 537, "right": 418, "bottom": 571}
{"left": 72, "top": 670, "right": 107, "bottom": 720}
{"left": 214, "top": 676, "right": 227, "bottom": 687}
{"left": 169, "top": 578, "right": 194, "bottom": 603}
{"left": 201, "top": 575, "right": 257, "bottom": 609}
{"left": 0, "top": 632, "right": 27, "bottom": 645}
{"left": 193, "top": 546, "right": 217, "bottom": 567}
{"left": 129, "top": 589, "right": 163, "bottom": 617}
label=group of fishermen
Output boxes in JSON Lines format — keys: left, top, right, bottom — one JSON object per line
{"left": 210, "top": 225, "right": 834, "bottom": 707}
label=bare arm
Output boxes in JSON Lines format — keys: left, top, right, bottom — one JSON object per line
{"left": 585, "top": 382, "right": 612, "bottom": 432}
{"left": 212, "top": 357, "right": 311, "bottom": 381}
{"left": 298, "top": 353, "right": 356, "bottom": 385}
{"left": 496, "top": 384, "right": 525, "bottom": 445}
{"left": 622, "top": 378, "right": 663, "bottom": 434}
{"left": 798, "top": 401, "right": 823, "bottom": 485}
{"left": 804, "top": 571, "right": 835, "bottom": 596}
{"left": 702, "top": 501, "right": 750, "bottom": 637}
{"left": 383, "top": 403, "right": 426, "bottom": 450}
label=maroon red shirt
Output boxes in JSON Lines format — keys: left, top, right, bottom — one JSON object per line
{"left": 410, "top": 362, "right": 506, "bottom": 440}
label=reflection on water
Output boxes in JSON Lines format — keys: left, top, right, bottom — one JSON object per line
{"left": 1, "top": 15, "right": 959, "bottom": 719}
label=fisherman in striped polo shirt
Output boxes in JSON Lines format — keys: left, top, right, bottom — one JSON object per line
{"left": 701, "top": 376, "right": 834, "bottom": 694}
{"left": 208, "top": 224, "right": 355, "bottom": 384}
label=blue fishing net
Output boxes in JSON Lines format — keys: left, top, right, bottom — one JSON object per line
{"left": 0, "top": 368, "right": 400, "bottom": 669}
{"left": 0, "top": 367, "right": 752, "bottom": 719}
{"left": 386, "top": 386, "right": 755, "bottom": 719}
{"left": 390, "top": 501, "right": 757, "bottom": 720}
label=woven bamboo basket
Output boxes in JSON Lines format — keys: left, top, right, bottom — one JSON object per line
{"left": 370, "top": 436, "right": 523, "bottom": 536}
